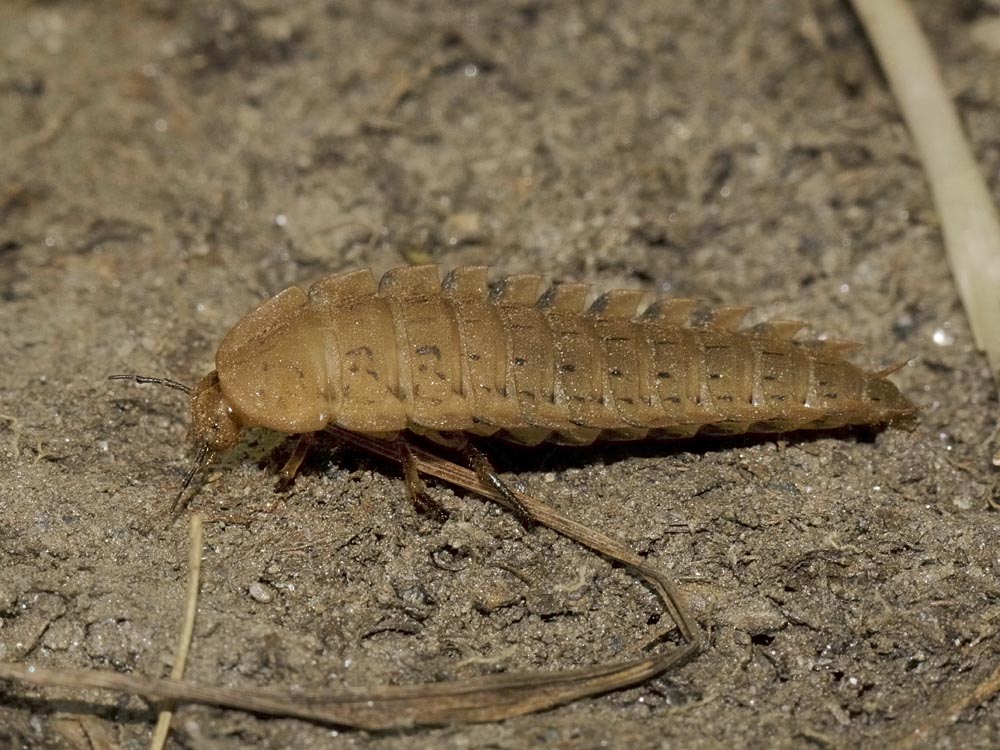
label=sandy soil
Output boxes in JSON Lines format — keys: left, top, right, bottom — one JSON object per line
{"left": 2, "top": 1, "right": 999, "bottom": 748}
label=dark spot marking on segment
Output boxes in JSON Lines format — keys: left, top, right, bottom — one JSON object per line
{"left": 346, "top": 345, "right": 374, "bottom": 359}
{"left": 656, "top": 371, "right": 671, "bottom": 379}
{"left": 415, "top": 344, "right": 442, "bottom": 359}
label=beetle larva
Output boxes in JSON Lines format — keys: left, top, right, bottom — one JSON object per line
{"left": 185, "top": 264, "right": 915, "bottom": 457}
{"left": 94, "top": 264, "right": 916, "bottom": 726}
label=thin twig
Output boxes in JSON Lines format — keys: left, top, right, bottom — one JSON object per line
{"left": 149, "top": 514, "right": 203, "bottom": 750}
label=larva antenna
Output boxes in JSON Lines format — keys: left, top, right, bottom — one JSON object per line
{"left": 109, "top": 373, "right": 203, "bottom": 515}
{"left": 108, "top": 374, "right": 193, "bottom": 394}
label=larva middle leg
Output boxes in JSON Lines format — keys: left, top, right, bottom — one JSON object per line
{"left": 400, "top": 438, "right": 448, "bottom": 520}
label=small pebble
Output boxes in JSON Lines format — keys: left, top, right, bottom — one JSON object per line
{"left": 248, "top": 582, "right": 273, "bottom": 603}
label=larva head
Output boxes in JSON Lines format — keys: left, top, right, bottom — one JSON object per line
{"left": 188, "top": 371, "right": 244, "bottom": 452}
{"left": 107, "top": 372, "right": 233, "bottom": 512}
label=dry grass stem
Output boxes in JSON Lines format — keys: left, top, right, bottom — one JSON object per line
{"left": 851, "top": 0, "right": 1000, "bottom": 380}
{"left": 149, "top": 514, "right": 203, "bottom": 750}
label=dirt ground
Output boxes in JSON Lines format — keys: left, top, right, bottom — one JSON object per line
{"left": 2, "top": 1, "right": 1000, "bottom": 748}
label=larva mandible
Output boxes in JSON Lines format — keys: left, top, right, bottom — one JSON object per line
{"left": 180, "top": 264, "right": 915, "bottom": 458}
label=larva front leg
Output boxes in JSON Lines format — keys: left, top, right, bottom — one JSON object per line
{"left": 274, "top": 433, "right": 316, "bottom": 492}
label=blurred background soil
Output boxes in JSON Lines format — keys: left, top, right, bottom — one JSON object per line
{"left": 2, "top": 1, "right": 1000, "bottom": 748}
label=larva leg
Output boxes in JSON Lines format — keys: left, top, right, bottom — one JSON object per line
{"left": 460, "top": 442, "right": 536, "bottom": 529}
{"left": 412, "top": 431, "right": 534, "bottom": 526}
{"left": 399, "top": 439, "right": 449, "bottom": 521}
{"left": 275, "top": 433, "right": 315, "bottom": 491}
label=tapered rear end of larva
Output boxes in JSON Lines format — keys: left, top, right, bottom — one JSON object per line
{"left": 797, "top": 349, "right": 916, "bottom": 430}
{"left": 741, "top": 334, "right": 916, "bottom": 434}
{"left": 858, "top": 369, "right": 917, "bottom": 427}
{"left": 640, "top": 308, "right": 915, "bottom": 437}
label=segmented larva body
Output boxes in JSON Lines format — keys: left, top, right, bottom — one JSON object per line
{"left": 188, "top": 265, "right": 915, "bottom": 453}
